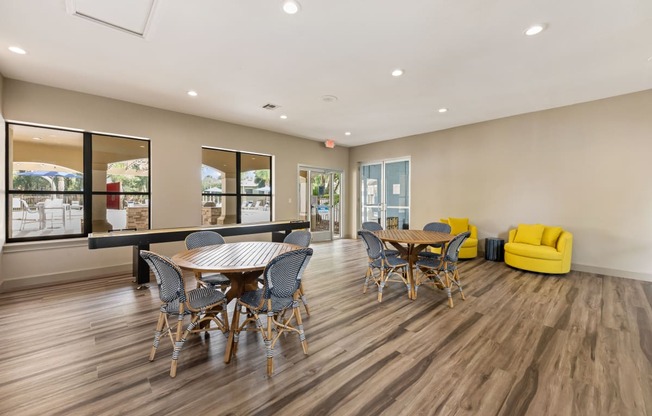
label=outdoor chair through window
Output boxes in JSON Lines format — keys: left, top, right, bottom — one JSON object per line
{"left": 140, "top": 250, "right": 229, "bottom": 377}
{"left": 19, "top": 199, "right": 43, "bottom": 230}
{"left": 358, "top": 230, "right": 409, "bottom": 302}
{"left": 230, "top": 248, "right": 313, "bottom": 376}
{"left": 184, "top": 231, "right": 231, "bottom": 292}
{"left": 418, "top": 221, "right": 452, "bottom": 260}
{"left": 415, "top": 231, "right": 470, "bottom": 308}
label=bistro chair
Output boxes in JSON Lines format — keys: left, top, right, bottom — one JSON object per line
{"left": 231, "top": 248, "right": 313, "bottom": 376}
{"left": 361, "top": 221, "right": 400, "bottom": 257}
{"left": 358, "top": 230, "right": 409, "bottom": 302}
{"left": 283, "top": 230, "right": 312, "bottom": 316}
{"left": 418, "top": 221, "right": 452, "bottom": 260}
{"left": 415, "top": 231, "right": 470, "bottom": 308}
{"left": 140, "top": 250, "right": 229, "bottom": 377}
{"left": 184, "top": 231, "right": 231, "bottom": 291}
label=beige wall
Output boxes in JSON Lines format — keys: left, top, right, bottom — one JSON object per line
{"left": 348, "top": 90, "right": 652, "bottom": 281}
{"left": 0, "top": 73, "right": 6, "bottom": 279}
{"left": 1, "top": 79, "right": 349, "bottom": 290}
{"left": 2, "top": 78, "right": 651, "bottom": 287}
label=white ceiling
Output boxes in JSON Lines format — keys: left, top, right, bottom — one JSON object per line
{"left": 1, "top": 0, "right": 651, "bottom": 147}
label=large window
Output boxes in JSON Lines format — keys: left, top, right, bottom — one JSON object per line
{"left": 201, "top": 148, "right": 272, "bottom": 225}
{"left": 6, "top": 123, "right": 150, "bottom": 241}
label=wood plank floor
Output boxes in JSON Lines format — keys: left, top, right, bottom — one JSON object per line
{"left": 1, "top": 239, "right": 651, "bottom": 416}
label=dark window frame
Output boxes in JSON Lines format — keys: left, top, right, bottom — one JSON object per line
{"left": 5, "top": 122, "right": 151, "bottom": 242}
{"left": 201, "top": 147, "right": 272, "bottom": 224}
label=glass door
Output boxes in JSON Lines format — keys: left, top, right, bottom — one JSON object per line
{"left": 298, "top": 167, "right": 342, "bottom": 242}
{"left": 360, "top": 158, "right": 410, "bottom": 229}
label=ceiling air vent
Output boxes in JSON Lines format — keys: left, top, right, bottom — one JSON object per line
{"left": 262, "top": 103, "right": 280, "bottom": 110}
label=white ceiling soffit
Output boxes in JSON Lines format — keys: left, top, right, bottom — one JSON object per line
{"left": 65, "top": 0, "right": 158, "bottom": 38}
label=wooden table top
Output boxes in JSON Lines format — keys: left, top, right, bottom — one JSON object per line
{"left": 172, "top": 241, "right": 299, "bottom": 274}
{"left": 374, "top": 229, "right": 454, "bottom": 245}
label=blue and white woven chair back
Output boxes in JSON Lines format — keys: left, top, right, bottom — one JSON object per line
{"left": 140, "top": 250, "right": 185, "bottom": 303}
{"left": 263, "top": 248, "right": 313, "bottom": 299}
{"left": 358, "top": 230, "right": 384, "bottom": 261}
{"left": 445, "top": 231, "right": 471, "bottom": 263}
{"left": 362, "top": 221, "right": 383, "bottom": 232}
{"left": 283, "top": 230, "right": 312, "bottom": 248}
{"left": 423, "top": 222, "right": 452, "bottom": 234}
{"left": 184, "top": 231, "right": 225, "bottom": 250}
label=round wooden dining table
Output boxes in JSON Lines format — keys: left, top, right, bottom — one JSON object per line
{"left": 373, "top": 229, "right": 454, "bottom": 300}
{"left": 172, "top": 241, "right": 300, "bottom": 363}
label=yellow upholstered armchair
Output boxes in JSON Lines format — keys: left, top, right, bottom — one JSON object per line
{"left": 440, "top": 218, "right": 478, "bottom": 259}
{"left": 504, "top": 224, "right": 572, "bottom": 274}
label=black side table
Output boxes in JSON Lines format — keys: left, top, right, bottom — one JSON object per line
{"left": 485, "top": 237, "right": 505, "bottom": 262}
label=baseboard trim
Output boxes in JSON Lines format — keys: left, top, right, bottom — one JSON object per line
{"left": 0, "top": 263, "right": 132, "bottom": 293}
{"left": 571, "top": 263, "right": 652, "bottom": 282}
{"left": 479, "top": 249, "right": 651, "bottom": 282}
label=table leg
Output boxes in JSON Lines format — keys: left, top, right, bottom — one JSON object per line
{"left": 409, "top": 244, "right": 429, "bottom": 300}
{"left": 407, "top": 244, "right": 416, "bottom": 300}
{"left": 222, "top": 271, "right": 261, "bottom": 364}
{"left": 224, "top": 306, "right": 240, "bottom": 363}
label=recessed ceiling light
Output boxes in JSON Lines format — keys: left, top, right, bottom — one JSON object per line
{"left": 525, "top": 24, "right": 546, "bottom": 36}
{"left": 282, "top": 0, "right": 301, "bottom": 14}
{"left": 438, "top": 108, "right": 448, "bottom": 113}
{"left": 187, "top": 90, "right": 198, "bottom": 97}
{"left": 391, "top": 69, "right": 404, "bottom": 77}
{"left": 280, "top": 115, "right": 288, "bottom": 119}
{"left": 344, "top": 132, "right": 352, "bottom": 136}
{"left": 8, "top": 46, "right": 26, "bottom": 55}
{"left": 32, "top": 137, "right": 42, "bottom": 140}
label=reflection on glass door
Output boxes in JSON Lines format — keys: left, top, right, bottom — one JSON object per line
{"left": 298, "top": 167, "right": 342, "bottom": 242}
{"left": 360, "top": 158, "right": 410, "bottom": 229}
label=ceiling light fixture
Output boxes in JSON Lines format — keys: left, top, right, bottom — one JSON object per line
{"left": 438, "top": 108, "right": 448, "bottom": 113}
{"left": 32, "top": 137, "right": 42, "bottom": 140}
{"left": 525, "top": 24, "right": 546, "bottom": 36}
{"left": 8, "top": 46, "right": 26, "bottom": 55}
{"left": 187, "top": 90, "right": 198, "bottom": 97}
{"left": 280, "top": 115, "right": 288, "bottom": 119}
{"left": 391, "top": 69, "right": 404, "bottom": 77}
{"left": 282, "top": 0, "right": 301, "bottom": 14}
{"left": 344, "top": 132, "right": 351, "bottom": 136}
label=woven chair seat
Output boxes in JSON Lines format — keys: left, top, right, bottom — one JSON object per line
{"left": 418, "top": 251, "right": 441, "bottom": 260}
{"left": 384, "top": 249, "right": 400, "bottom": 257}
{"left": 162, "top": 287, "right": 226, "bottom": 314}
{"left": 239, "top": 289, "right": 294, "bottom": 313}
{"left": 415, "top": 257, "right": 441, "bottom": 269}
{"left": 371, "top": 255, "right": 408, "bottom": 269}
{"left": 199, "top": 273, "right": 231, "bottom": 286}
